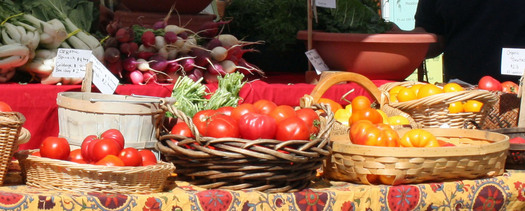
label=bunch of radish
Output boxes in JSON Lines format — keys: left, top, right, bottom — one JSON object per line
{"left": 103, "top": 19, "right": 264, "bottom": 85}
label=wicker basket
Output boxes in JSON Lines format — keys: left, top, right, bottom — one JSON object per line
{"left": 484, "top": 92, "right": 520, "bottom": 129}
{"left": 379, "top": 81, "right": 498, "bottom": 129}
{"left": 15, "top": 150, "right": 175, "bottom": 194}
{"left": 488, "top": 127, "right": 525, "bottom": 169}
{"left": 0, "top": 112, "right": 28, "bottom": 186}
{"left": 325, "top": 128, "right": 509, "bottom": 185}
{"left": 156, "top": 97, "right": 335, "bottom": 193}
{"left": 308, "top": 72, "right": 419, "bottom": 137}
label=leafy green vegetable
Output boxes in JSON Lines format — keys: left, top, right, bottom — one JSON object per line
{"left": 204, "top": 72, "right": 246, "bottom": 110}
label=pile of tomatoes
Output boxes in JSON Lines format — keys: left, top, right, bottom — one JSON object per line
{"left": 170, "top": 99, "right": 321, "bottom": 142}
{"left": 478, "top": 75, "right": 519, "bottom": 93}
{"left": 36, "top": 129, "right": 158, "bottom": 167}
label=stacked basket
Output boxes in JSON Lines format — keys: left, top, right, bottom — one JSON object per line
{"left": 156, "top": 96, "right": 335, "bottom": 193}
{"left": 379, "top": 81, "right": 498, "bottom": 129}
{"left": 0, "top": 112, "right": 29, "bottom": 185}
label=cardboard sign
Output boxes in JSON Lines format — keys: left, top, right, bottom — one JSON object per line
{"left": 501, "top": 48, "right": 525, "bottom": 76}
{"left": 305, "top": 49, "right": 330, "bottom": 74}
{"left": 53, "top": 48, "right": 92, "bottom": 78}
{"left": 90, "top": 54, "right": 119, "bottom": 94}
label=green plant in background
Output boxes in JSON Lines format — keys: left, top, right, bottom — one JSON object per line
{"left": 224, "top": 0, "right": 391, "bottom": 72}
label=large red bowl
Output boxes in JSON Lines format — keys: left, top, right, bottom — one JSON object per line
{"left": 121, "top": 0, "right": 213, "bottom": 14}
{"left": 297, "top": 30, "right": 437, "bottom": 81}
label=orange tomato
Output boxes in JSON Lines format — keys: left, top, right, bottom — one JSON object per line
{"left": 417, "top": 84, "right": 444, "bottom": 99}
{"left": 399, "top": 129, "right": 440, "bottom": 147}
{"left": 448, "top": 101, "right": 464, "bottom": 113}
{"left": 318, "top": 98, "right": 343, "bottom": 114}
{"left": 443, "top": 83, "right": 464, "bottom": 92}
{"left": 0, "top": 101, "right": 12, "bottom": 112}
{"left": 349, "top": 120, "right": 399, "bottom": 147}
{"left": 351, "top": 95, "right": 372, "bottom": 111}
{"left": 379, "top": 175, "right": 396, "bottom": 185}
{"left": 463, "top": 100, "right": 483, "bottom": 112}
{"left": 501, "top": 81, "right": 519, "bottom": 94}
{"left": 350, "top": 107, "right": 383, "bottom": 125}
{"left": 396, "top": 87, "right": 417, "bottom": 102}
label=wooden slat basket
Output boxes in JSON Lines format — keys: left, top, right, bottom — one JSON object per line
{"left": 56, "top": 92, "right": 166, "bottom": 149}
{"left": 15, "top": 150, "right": 175, "bottom": 194}
{"left": 0, "top": 112, "right": 30, "bottom": 185}
{"left": 156, "top": 96, "right": 335, "bottom": 193}
{"left": 325, "top": 128, "right": 509, "bottom": 185}
{"left": 379, "top": 81, "right": 498, "bottom": 129}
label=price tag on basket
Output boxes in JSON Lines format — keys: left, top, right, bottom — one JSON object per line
{"left": 89, "top": 54, "right": 119, "bottom": 94}
{"left": 501, "top": 48, "right": 525, "bottom": 76}
{"left": 305, "top": 49, "right": 329, "bottom": 74}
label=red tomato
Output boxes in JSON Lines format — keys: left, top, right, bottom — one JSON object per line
{"left": 502, "top": 81, "right": 519, "bottom": 94}
{"left": 269, "top": 105, "right": 297, "bottom": 125}
{"left": 231, "top": 103, "right": 257, "bottom": 121}
{"left": 192, "top": 109, "right": 216, "bottom": 136}
{"left": 0, "top": 101, "right": 12, "bottom": 112}
{"left": 295, "top": 108, "right": 320, "bottom": 135}
{"left": 207, "top": 114, "right": 240, "bottom": 138}
{"left": 90, "top": 138, "right": 122, "bottom": 162}
{"left": 139, "top": 149, "right": 157, "bottom": 166}
{"left": 118, "top": 147, "right": 143, "bottom": 166}
{"left": 350, "top": 107, "right": 383, "bottom": 125}
{"left": 80, "top": 135, "right": 98, "bottom": 162}
{"left": 95, "top": 155, "right": 125, "bottom": 166}
{"left": 170, "top": 121, "right": 194, "bottom": 138}
{"left": 31, "top": 151, "right": 41, "bottom": 157}
{"left": 253, "top": 99, "right": 277, "bottom": 115}
{"left": 68, "top": 149, "right": 87, "bottom": 164}
{"left": 275, "top": 116, "right": 311, "bottom": 141}
{"left": 216, "top": 106, "right": 235, "bottom": 116}
{"left": 39, "top": 136, "right": 70, "bottom": 160}
{"left": 238, "top": 112, "right": 277, "bottom": 140}
{"left": 478, "top": 76, "right": 502, "bottom": 91}
{"left": 100, "top": 129, "right": 125, "bottom": 150}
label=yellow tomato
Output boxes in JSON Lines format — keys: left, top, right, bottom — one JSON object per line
{"left": 388, "top": 115, "right": 410, "bottom": 125}
{"left": 397, "top": 87, "right": 417, "bottom": 102}
{"left": 448, "top": 101, "right": 464, "bottom": 113}
{"left": 409, "top": 84, "right": 424, "bottom": 97}
{"left": 334, "top": 108, "right": 351, "bottom": 126}
{"left": 443, "top": 83, "right": 464, "bottom": 92}
{"left": 376, "top": 109, "right": 389, "bottom": 124}
{"left": 463, "top": 100, "right": 483, "bottom": 112}
{"left": 417, "top": 84, "right": 444, "bottom": 99}
{"left": 399, "top": 129, "right": 440, "bottom": 147}
{"left": 389, "top": 86, "right": 405, "bottom": 97}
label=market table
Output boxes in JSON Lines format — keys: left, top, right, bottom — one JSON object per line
{"left": 0, "top": 72, "right": 391, "bottom": 150}
{"left": 0, "top": 170, "right": 524, "bottom": 210}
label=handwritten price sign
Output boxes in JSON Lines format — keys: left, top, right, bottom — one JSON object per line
{"left": 53, "top": 48, "right": 92, "bottom": 78}
{"left": 501, "top": 48, "right": 525, "bottom": 76}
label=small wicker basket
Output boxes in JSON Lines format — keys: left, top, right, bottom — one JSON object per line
{"left": 0, "top": 112, "right": 28, "bottom": 186}
{"left": 156, "top": 97, "right": 335, "bottom": 193}
{"left": 325, "top": 128, "right": 509, "bottom": 185}
{"left": 15, "top": 150, "right": 175, "bottom": 194}
{"left": 379, "top": 81, "right": 498, "bottom": 129}
{"left": 488, "top": 127, "right": 525, "bottom": 169}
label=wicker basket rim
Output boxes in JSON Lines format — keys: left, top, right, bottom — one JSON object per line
{"left": 331, "top": 128, "right": 509, "bottom": 157}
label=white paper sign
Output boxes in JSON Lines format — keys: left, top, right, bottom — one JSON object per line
{"left": 501, "top": 48, "right": 525, "bottom": 76}
{"left": 316, "top": 0, "right": 336, "bottom": 8}
{"left": 53, "top": 48, "right": 92, "bottom": 78}
{"left": 91, "top": 54, "right": 119, "bottom": 94}
{"left": 305, "top": 49, "right": 330, "bottom": 74}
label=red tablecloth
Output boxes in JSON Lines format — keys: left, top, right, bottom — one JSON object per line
{"left": 0, "top": 73, "right": 390, "bottom": 150}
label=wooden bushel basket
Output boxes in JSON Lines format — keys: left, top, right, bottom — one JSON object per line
{"left": 56, "top": 92, "right": 166, "bottom": 149}
{"left": 325, "top": 128, "right": 509, "bottom": 185}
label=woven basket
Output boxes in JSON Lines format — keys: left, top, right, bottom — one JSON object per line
{"left": 379, "top": 81, "right": 498, "bottom": 129}
{"left": 15, "top": 150, "right": 175, "bottom": 194}
{"left": 484, "top": 92, "right": 520, "bottom": 129}
{"left": 156, "top": 97, "right": 335, "bottom": 193}
{"left": 488, "top": 127, "right": 525, "bottom": 169}
{"left": 308, "top": 72, "right": 419, "bottom": 137}
{"left": 325, "top": 128, "right": 509, "bottom": 185}
{"left": 0, "top": 112, "right": 28, "bottom": 186}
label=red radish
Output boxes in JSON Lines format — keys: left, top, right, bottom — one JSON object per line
{"left": 128, "top": 70, "right": 144, "bottom": 85}
{"left": 197, "top": 20, "right": 232, "bottom": 38}
{"left": 152, "top": 20, "right": 166, "bottom": 30}
{"left": 189, "top": 47, "right": 211, "bottom": 67}
{"left": 104, "top": 47, "right": 121, "bottom": 64}
{"left": 123, "top": 57, "right": 140, "bottom": 72}
{"left": 206, "top": 38, "right": 222, "bottom": 50}
{"left": 181, "top": 58, "right": 196, "bottom": 72}
{"left": 206, "top": 60, "right": 226, "bottom": 75}
{"left": 188, "top": 69, "right": 204, "bottom": 82}
{"left": 141, "top": 30, "right": 156, "bottom": 47}
{"left": 210, "top": 46, "right": 228, "bottom": 61}
{"left": 226, "top": 45, "right": 257, "bottom": 61}
{"left": 106, "top": 20, "right": 121, "bottom": 36}
{"left": 115, "top": 27, "right": 134, "bottom": 43}
{"left": 119, "top": 42, "right": 139, "bottom": 57}
{"left": 204, "top": 71, "right": 220, "bottom": 84}
{"left": 137, "top": 51, "right": 156, "bottom": 60}
{"left": 165, "top": 62, "right": 182, "bottom": 73}
{"left": 103, "top": 37, "right": 119, "bottom": 49}
{"left": 107, "top": 60, "right": 123, "bottom": 78}
{"left": 237, "top": 58, "right": 264, "bottom": 75}
{"left": 164, "top": 31, "right": 178, "bottom": 44}
{"left": 143, "top": 71, "right": 157, "bottom": 84}
{"left": 149, "top": 55, "right": 168, "bottom": 71}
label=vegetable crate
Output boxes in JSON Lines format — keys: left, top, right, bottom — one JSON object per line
{"left": 15, "top": 150, "right": 175, "bottom": 194}
{"left": 325, "top": 128, "right": 509, "bottom": 185}
{"left": 0, "top": 112, "right": 30, "bottom": 185}
{"left": 156, "top": 98, "right": 335, "bottom": 193}
{"left": 56, "top": 92, "right": 166, "bottom": 150}
{"left": 379, "top": 81, "right": 498, "bottom": 129}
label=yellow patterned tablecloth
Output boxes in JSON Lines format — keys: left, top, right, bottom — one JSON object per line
{"left": 0, "top": 170, "right": 524, "bottom": 210}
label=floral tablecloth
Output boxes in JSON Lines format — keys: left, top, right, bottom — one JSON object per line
{"left": 0, "top": 170, "right": 524, "bottom": 210}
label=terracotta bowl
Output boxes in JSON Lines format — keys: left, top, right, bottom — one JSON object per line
{"left": 297, "top": 30, "right": 437, "bottom": 81}
{"left": 121, "top": 0, "right": 213, "bottom": 14}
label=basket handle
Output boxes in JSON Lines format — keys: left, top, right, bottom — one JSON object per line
{"left": 310, "top": 72, "right": 385, "bottom": 106}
